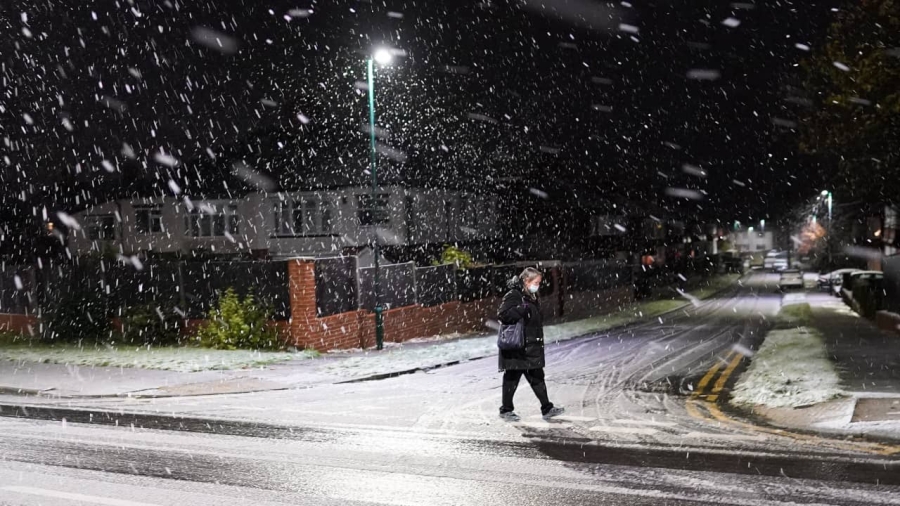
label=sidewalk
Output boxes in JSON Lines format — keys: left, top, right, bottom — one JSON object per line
{"left": 0, "top": 275, "right": 738, "bottom": 398}
{"left": 744, "top": 293, "right": 900, "bottom": 441}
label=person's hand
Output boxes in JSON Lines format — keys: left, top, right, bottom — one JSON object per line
{"left": 520, "top": 304, "right": 532, "bottom": 320}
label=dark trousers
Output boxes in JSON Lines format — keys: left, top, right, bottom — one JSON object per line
{"left": 500, "top": 368, "right": 553, "bottom": 415}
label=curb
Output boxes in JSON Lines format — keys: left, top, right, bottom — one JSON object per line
{"left": 2, "top": 401, "right": 897, "bottom": 486}
{"left": 0, "top": 386, "right": 50, "bottom": 397}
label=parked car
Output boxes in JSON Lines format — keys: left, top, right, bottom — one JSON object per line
{"left": 832, "top": 270, "right": 861, "bottom": 297}
{"left": 840, "top": 270, "right": 883, "bottom": 298}
{"left": 818, "top": 268, "right": 860, "bottom": 292}
{"left": 778, "top": 269, "right": 804, "bottom": 291}
{"left": 841, "top": 271, "right": 885, "bottom": 317}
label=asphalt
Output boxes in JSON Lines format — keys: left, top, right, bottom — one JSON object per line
{"left": 2, "top": 417, "right": 900, "bottom": 505}
{"left": 3, "top": 272, "right": 900, "bottom": 504}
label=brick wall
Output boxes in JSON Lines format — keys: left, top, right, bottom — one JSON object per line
{"left": 0, "top": 313, "right": 38, "bottom": 334}
{"left": 875, "top": 310, "right": 900, "bottom": 337}
{"left": 285, "top": 259, "right": 503, "bottom": 352}
{"left": 287, "top": 259, "right": 368, "bottom": 350}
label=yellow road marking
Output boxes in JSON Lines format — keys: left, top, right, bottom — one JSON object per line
{"left": 684, "top": 350, "right": 900, "bottom": 456}
{"left": 712, "top": 352, "right": 743, "bottom": 394}
{"left": 692, "top": 351, "right": 734, "bottom": 398}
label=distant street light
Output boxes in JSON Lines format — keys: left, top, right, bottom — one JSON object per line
{"left": 367, "top": 48, "right": 394, "bottom": 351}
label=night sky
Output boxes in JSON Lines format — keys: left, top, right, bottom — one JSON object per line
{"left": 0, "top": 0, "right": 839, "bottom": 237}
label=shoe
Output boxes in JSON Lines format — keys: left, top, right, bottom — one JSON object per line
{"left": 542, "top": 406, "right": 565, "bottom": 420}
{"left": 499, "top": 411, "right": 521, "bottom": 422}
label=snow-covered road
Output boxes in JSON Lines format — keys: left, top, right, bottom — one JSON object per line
{"left": 4, "top": 272, "right": 897, "bottom": 460}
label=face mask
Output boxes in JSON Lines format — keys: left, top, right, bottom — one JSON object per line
{"left": 527, "top": 284, "right": 539, "bottom": 294}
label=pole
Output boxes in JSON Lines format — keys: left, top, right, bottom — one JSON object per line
{"left": 827, "top": 191, "right": 833, "bottom": 265}
{"left": 367, "top": 58, "right": 385, "bottom": 350}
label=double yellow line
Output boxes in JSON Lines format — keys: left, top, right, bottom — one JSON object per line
{"left": 686, "top": 350, "right": 900, "bottom": 456}
{"left": 685, "top": 350, "right": 742, "bottom": 421}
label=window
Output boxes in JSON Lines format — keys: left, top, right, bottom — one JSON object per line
{"left": 274, "top": 200, "right": 300, "bottom": 235}
{"left": 134, "top": 205, "right": 163, "bottom": 234}
{"left": 274, "top": 198, "right": 332, "bottom": 236}
{"left": 87, "top": 215, "right": 116, "bottom": 241}
{"left": 185, "top": 205, "right": 239, "bottom": 237}
{"left": 357, "top": 194, "right": 390, "bottom": 226}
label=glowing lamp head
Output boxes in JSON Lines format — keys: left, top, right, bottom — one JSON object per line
{"left": 373, "top": 49, "right": 393, "bottom": 65}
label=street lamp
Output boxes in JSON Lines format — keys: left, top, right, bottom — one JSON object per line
{"left": 367, "top": 48, "right": 393, "bottom": 351}
{"left": 825, "top": 191, "right": 833, "bottom": 264}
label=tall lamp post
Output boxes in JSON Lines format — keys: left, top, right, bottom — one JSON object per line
{"left": 821, "top": 190, "right": 833, "bottom": 265}
{"left": 367, "top": 48, "right": 392, "bottom": 351}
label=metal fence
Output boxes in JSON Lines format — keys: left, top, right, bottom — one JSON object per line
{"left": 563, "top": 260, "right": 632, "bottom": 292}
{"left": 13, "top": 260, "right": 291, "bottom": 320}
{"left": 0, "top": 265, "right": 35, "bottom": 314}
{"left": 315, "top": 257, "right": 358, "bottom": 317}
{"left": 416, "top": 264, "right": 456, "bottom": 307}
{"left": 180, "top": 261, "right": 290, "bottom": 319}
{"left": 358, "top": 262, "right": 417, "bottom": 311}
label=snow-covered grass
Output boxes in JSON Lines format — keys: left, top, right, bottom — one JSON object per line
{"left": 774, "top": 302, "right": 814, "bottom": 329}
{"left": 692, "top": 274, "right": 741, "bottom": 299}
{"left": 0, "top": 343, "right": 317, "bottom": 372}
{"left": 731, "top": 304, "right": 843, "bottom": 409}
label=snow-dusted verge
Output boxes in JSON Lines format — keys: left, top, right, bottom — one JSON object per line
{"left": 0, "top": 345, "right": 316, "bottom": 372}
{"left": 730, "top": 326, "right": 843, "bottom": 409}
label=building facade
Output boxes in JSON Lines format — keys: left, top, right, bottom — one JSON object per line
{"left": 67, "top": 186, "right": 499, "bottom": 259}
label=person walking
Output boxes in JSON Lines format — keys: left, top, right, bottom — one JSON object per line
{"left": 497, "top": 267, "right": 565, "bottom": 421}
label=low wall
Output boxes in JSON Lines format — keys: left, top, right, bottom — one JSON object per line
{"left": 0, "top": 313, "right": 38, "bottom": 334}
{"left": 875, "top": 311, "right": 900, "bottom": 337}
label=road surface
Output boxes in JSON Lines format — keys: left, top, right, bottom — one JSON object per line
{"left": 2, "top": 272, "right": 899, "bottom": 504}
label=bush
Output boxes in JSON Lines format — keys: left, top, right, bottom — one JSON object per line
{"left": 0, "top": 329, "right": 27, "bottom": 345}
{"left": 40, "top": 272, "right": 110, "bottom": 344}
{"left": 433, "top": 244, "right": 475, "bottom": 269}
{"left": 119, "top": 303, "right": 183, "bottom": 346}
{"left": 197, "top": 288, "right": 281, "bottom": 350}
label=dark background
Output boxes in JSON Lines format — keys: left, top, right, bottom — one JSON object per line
{"left": 0, "top": 0, "right": 839, "bottom": 250}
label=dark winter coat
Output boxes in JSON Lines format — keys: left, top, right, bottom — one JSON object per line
{"left": 497, "top": 281, "right": 545, "bottom": 371}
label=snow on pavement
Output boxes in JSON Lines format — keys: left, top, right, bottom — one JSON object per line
{"left": 0, "top": 345, "right": 313, "bottom": 373}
